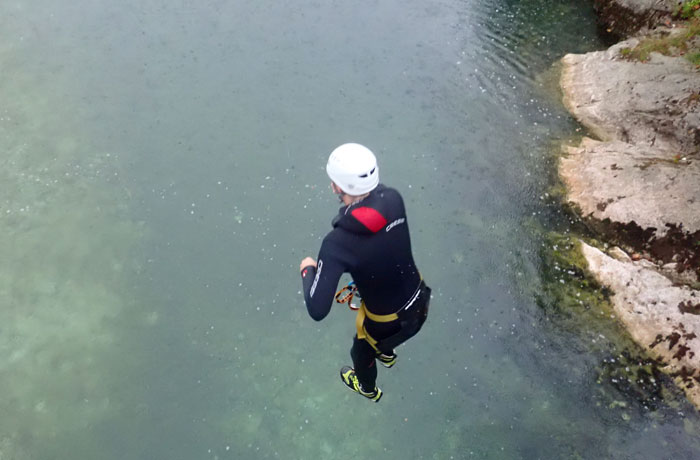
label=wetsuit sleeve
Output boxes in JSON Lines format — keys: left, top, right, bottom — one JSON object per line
{"left": 300, "top": 240, "right": 347, "bottom": 321}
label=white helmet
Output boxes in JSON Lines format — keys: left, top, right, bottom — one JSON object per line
{"left": 326, "top": 143, "right": 379, "bottom": 195}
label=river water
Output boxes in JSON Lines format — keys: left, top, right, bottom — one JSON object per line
{"left": 2, "top": 0, "right": 700, "bottom": 459}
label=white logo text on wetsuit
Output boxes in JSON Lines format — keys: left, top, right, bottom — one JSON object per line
{"left": 310, "top": 260, "right": 323, "bottom": 297}
{"left": 385, "top": 218, "right": 405, "bottom": 232}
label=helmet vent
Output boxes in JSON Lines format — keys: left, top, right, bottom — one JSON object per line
{"left": 359, "top": 167, "right": 376, "bottom": 178}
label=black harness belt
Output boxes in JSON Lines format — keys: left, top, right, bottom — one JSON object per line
{"left": 356, "top": 280, "right": 431, "bottom": 352}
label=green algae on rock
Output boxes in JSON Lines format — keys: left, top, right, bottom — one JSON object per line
{"left": 619, "top": 19, "right": 700, "bottom": 65}
{"left": 532, "top": 231, "right": 687, "bottom": 410}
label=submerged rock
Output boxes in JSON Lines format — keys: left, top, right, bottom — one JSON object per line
{"left": 581, "top": 242, "right": 700, "bottom": 407}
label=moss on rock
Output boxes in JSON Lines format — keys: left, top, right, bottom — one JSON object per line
{"left": 535, "top": 230, "right": 688, "bottom": 411}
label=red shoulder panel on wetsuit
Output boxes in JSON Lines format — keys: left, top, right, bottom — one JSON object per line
{"left": 351, "top": 207, "right": 388, "bottom": 233}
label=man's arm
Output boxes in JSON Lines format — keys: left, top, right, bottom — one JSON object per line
{"left": 300, "top": 242, "right": 346, "bottom": 321}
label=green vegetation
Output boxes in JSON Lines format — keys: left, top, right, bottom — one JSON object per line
{"left": 619, "top": 18, "right": 700, "bottom": 66}
{"left": 536, "top": 232, "right": 621, "bottom": 339}
{"left": 688, "top": 51, "right": 700, "bottom": 66}
{"left": 677, "top": 0, "right": 700, "bottom": 20}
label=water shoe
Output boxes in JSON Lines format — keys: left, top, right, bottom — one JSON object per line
{"left": 340, "top": 366, "right": 382, "bottom": 402}
{"left": 376, "top": 351, "right": 397, "bottom": 368}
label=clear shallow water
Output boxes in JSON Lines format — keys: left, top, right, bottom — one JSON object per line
{"left": 2, "top": 0, "right": 700, "bottom": 459}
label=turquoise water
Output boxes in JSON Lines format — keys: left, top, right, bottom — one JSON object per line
{"left": 2, "top": 0, "right": 700, "bottom": 458}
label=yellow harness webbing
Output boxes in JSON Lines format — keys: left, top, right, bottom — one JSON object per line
{"left": 355, "top": 301, "right": 399, "bottom": 351}
{"left": 347, "top": 275, "right": 423, "bottom": 352}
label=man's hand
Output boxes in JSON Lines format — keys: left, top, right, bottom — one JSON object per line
{"left": 299, "top": 257, "right": 317, "bottom": 273}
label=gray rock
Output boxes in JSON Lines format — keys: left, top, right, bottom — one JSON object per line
{"left": 560, "top": 35, "right": 700, "bottom": 238}
{"left": 661, "top": 263, "right": 700, "bottom": 286}
{"left": 560, "top": 25, "right": 700, "bottom": 408}
{"left": 562, "top": 38, "right": 700, "bottom": 156}
{"left": 609, "top": 246, "right": 632, "bottom": 262}
{"left": 582, "top": 242, "right": 700, "bottom": 408}
{"left": 594, "top": 0, "right": 676, "bottom": 38}
{"left": 560, "top": 137, "right": 700, "bottom": 235}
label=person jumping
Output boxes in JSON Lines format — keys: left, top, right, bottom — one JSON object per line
{"left": 299, "top": 143, "right": 431, "bottom": 402}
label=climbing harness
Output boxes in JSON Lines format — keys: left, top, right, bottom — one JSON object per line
{"left": 357, "top": 279, "right": 430, "bottom": 352}
{"left": 335, "top": 278, "right": 430, "bottom": 352}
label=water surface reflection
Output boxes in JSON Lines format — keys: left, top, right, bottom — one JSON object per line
{"left": 2, "top": 0, "right": 700, "bottom": 458}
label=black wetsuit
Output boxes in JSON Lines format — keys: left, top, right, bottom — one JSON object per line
{"left": 301, "top": 184, "right": 430, "bottom": 390}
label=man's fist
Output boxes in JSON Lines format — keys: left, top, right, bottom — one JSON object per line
{"left": 299, "top": 257, "right": 317, "bottom": 273}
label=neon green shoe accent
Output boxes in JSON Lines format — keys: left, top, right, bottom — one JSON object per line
{"left": 377, "top": 351, "right": 397, "bottom": 368}
{"left": 339, "top": 366, "right": 382, "bottom": 402}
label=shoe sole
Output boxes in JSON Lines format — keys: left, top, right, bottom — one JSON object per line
{"left": 368, "top": 389, "right": 383, "bottom": 402}
{"left": 377, "top": 355, "right": 397, "bottom": 368}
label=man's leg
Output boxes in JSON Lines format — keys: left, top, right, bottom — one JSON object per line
{"left": 350, "top": 335, "right": 378, "bottom": 391}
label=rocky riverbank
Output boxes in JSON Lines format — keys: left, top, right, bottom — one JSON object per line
{"left": 559, "top": 1, "right": 700, "bottom": 407}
